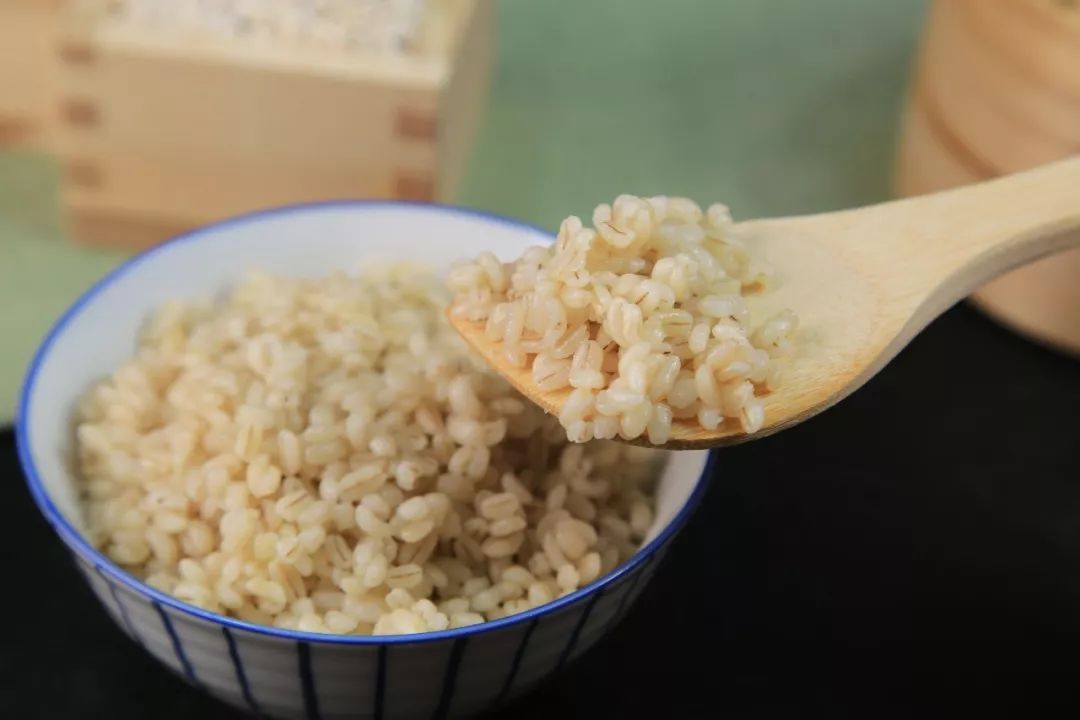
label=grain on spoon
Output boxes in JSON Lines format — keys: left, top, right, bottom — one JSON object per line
{"left": 449, "top": 157, "right": 1080, "bottom": 449}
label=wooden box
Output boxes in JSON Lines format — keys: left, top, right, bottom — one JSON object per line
{"left": 896, "top": 0, "right": 1080, "bottom": 355}
{"left": 57, "top": 0, "right": 494, "bottom": 248}
{"left": 0, "top": 0, "right": 63, "bottom": 147}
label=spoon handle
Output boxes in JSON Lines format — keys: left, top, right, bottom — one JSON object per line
{"left": 898, "top": 155, "right": 1080, "bottom": 299}
{"left": 791, "top": 156, "right": 1080, "bottom": 321}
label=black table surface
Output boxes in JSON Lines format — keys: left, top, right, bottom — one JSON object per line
{"left": 3, "top": 303, "right": 1079, "bottom": 718}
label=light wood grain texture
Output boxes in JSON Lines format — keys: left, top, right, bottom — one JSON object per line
{"left": 894, "top": 100, "right": 983, "bottom": 196}
{"left": 67, "top": 206, "right": 195, "bottom": 250}
{"left": 436, "top": 0, "right": 495, "bottom": 205}
{"left": 918, "top": 0, "right": 1080, "bottom": 174}
{"left": 0, "top": 0, "right": 63, "bottom": 150}
{"left": 63, "top": 149, "right": 425, "bottom": 230}
{"left": 56, "top": 0, "right": 492, "bottom": 248}
{"left": 451, "top": 157, "right": 1080, "bottom": 449}
{"left": 896, "top": 86, "right": 1080, "bottom": 355}
{"left": 897, "top": 0, "right": 1080, "bottom": 354}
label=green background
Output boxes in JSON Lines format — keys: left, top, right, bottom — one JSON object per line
{"left": 0, "top": 0, "right": 927, "bottom": 422}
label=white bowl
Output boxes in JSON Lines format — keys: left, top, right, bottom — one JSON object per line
{"left": 17, "top": 201, "right": 712, "bottom": 720}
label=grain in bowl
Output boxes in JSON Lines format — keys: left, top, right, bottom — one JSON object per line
{"left": 75, "top": 262, "right": 661, "bottom": 636}
{"left": 20, "top": 202, "right": 712, "bottom": 719}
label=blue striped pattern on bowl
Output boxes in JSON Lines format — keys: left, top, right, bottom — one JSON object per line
{"left": 65, "top": 530, "right": 675, "bottom": 719}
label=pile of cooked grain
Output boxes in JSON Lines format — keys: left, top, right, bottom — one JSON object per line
{"left": 76, "top": 264, "right": 660, "bottom": 635}
{"left": 448, "top": 195, "right": 798, "bottom": 444}
{"left": 94, "top": 0, "right": 429, "bottom": 56}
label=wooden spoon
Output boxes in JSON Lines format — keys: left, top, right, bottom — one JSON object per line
{"left": 449, "top": 157, "right": 1080, "bottom": 449}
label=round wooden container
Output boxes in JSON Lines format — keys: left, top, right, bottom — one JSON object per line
{"left": 896, "top": 0, "right": 1080, "bottom": 355}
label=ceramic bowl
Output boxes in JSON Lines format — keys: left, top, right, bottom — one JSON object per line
{"left": 17, "top": 201, "right": 712, "bottom": 719}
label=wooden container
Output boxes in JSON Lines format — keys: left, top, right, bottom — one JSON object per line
{"left": 896, "top": 0, "right": 1080, "bottom": 355}
{"left": 56, "top": 0, "right": 494, "bottom": 249}
{"left": 0, "top": 0, "right": 63, "bottom": 148}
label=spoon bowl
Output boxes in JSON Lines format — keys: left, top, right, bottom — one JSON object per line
{"left": 451, "top": 157, "right": 1080, "bottom": 448}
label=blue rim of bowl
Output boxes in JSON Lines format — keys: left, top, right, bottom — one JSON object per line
{"left": 16, "top": 199, "right": 716, "bottom": 646}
